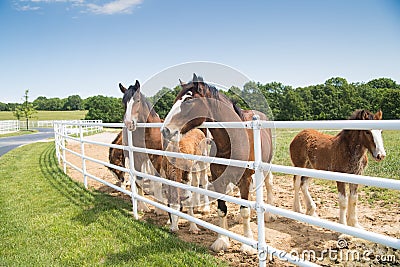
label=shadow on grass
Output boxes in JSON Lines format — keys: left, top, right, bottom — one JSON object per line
{"left": 39, "top": 144, "right": 221, "bottom": 266}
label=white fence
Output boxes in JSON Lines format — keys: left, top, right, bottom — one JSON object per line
{"left": 53, "top": 119, "right": 400, "bottom": 267}
{"left": 0, "top": 120, "right": 20, "bottom": 134}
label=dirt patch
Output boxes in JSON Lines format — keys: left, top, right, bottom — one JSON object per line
{"left": 65, "top": 132, "right": 400, "bottom": 266}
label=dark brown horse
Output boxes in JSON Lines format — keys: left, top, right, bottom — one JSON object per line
{"left": 161, "top": 74, "right": 274, "bottom": 253}
{"left": 290, "top": 109, "right": 386, "bottom": 228}
{"left": 120, "top": 80, "right": 164, "bottom": 213}
{"left": 107, "top": 131, "right": 125, "bottom": 185}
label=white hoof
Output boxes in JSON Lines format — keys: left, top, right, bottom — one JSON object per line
{"left": 240, "top": 244, "right": 257, "bottom": 255}
{"left": 189, "top": 223, "right": 200, "bottom": 234}
{"left": 306, "top": 211, "right": 318, "bottom": 217}
{"left": 137, "top": 202, "right": 150, "bottom": 212}
{"left": 347, "top": 221, "right": 363, "bottom": 229}
{"left": 170, "top": 225, "right": 179, "bottom": 232}
{"left": 265, "top": 212, "right": 277, "bottom": 222}
{"left": 210, "top": 236, "right": 230, "bottom": 252}
{"left": 201, "top": 205, "right": 211, "bottom": 215}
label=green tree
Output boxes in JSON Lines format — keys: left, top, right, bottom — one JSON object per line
{"left": 84, "top": 95, "right": 124, "bottom": 123}
{"left": 148, "top": 86, "right": 179, "bottom": 119}
{"left": 63, "top": 95, "right": 83, "bottom": 110}
{"left": 367, "top": 78, "right": 398, "bottom": 89}
{"left": 14, "top": 90, "right": 37, "bottom": 130}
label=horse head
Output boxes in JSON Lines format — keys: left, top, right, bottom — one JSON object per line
{"left": 352, "top": 109, "right": 386, "bottom": 161}
{"left": 161, "top": 73, "right": 211, "bottom": 144}
{"left": 120, "top": 80, "right": 142, "bottom": 131}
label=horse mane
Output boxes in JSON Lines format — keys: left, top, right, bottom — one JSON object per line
{"left": 140, "top": 93, "right": 159, "bottom": 118}
{"left": 123, "top": 85, "right": 158, "bottom": 118}
{"left": 339, "top": 109, "right": 374, "bottom": 138}
{"left": 348, "top": 109, "right": 374, "bottom": 120}
{"left": 177, "top": 76, "right": 245, "bottom": 120}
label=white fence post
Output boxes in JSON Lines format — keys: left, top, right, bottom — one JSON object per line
{"left": 126, "top": 129, "right": 139, "bottom": 220}
{"left": 79, "top": 121, "right": 88, "bottom": 189}
{"left": 252, "top": 115, "right": 268, "bottom": 267}
{"left": 62, "top": 122, "right": 67, "bottom": 174}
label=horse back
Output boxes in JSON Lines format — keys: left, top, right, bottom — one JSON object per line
{"left": 290, "top": 129, "right": 337, "bottom": 170}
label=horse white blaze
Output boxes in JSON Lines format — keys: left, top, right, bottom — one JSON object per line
{"left": 162, "top": 91, "right": 193, "bottom": 136}
{"left": 124, "top": 98, "right": 134, "bottom": 129}
{"left": 371, "top": 130, "right": 386, "bottom": 159}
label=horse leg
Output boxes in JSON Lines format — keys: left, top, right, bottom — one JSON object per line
{"left": 199, "top": 166, "right": 211, "bottom": 214}
{"left": 264, "top": 171, "right": 276, "bottom": 222}
{"left": 210, "top": 200, "right": 230, "bottom": 252}
{"left": 191, "top": 168, "right": 201, "bottom": 213}
{"left": 347, "top": 183, "right": 362, "bottom": 228}
{"left": 167, "top": 183, "right": 181, "bottom": 232}
{"left": 300, "top": 176, "right": 317, "bottom": 216}
{"left": 238, "top": 175, "right": 257, "bottom": 254}
{"left": 293, "top": 175, "right": 302, "bottom": 213}
{"left": 337, "top": 181, "right": 347, "bottom": 225}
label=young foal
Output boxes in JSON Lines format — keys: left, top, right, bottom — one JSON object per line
{"left": 290, "top": 109, "right": 386, "bottom": 227}
{"left": 161, "top": 128, "right": 209, "bottom": 233}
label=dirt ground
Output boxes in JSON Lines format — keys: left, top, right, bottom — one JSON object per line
{"left": 65, "top": 132, "right": 400, "bottom": 266}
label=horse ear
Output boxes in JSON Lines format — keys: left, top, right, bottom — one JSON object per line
{"left": 193, "top": 73, "right": 198, "bottom": 82}
{"left": 179, "top": 79, "right": 185, "bottom": 87}
{"left": 361, "top": 109, "right": 369, "bottom": 120}
{"left": 119, "top": 83, "right": 127, "bottom": 94}
{"left": 135, "top": 80, "right": 140, "bottom": 90}
{"left": 375, "top": 109, "right": 383, "bottom": 120}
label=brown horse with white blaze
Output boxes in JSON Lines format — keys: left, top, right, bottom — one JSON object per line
{"left": 290, "top": 109, "right": 386, "bottom": 228}
{"left": 161, "top": 74, "right": 274, "bottom": 253}
{"left": 119, "top": 80, "right": 164, "bottom": 213}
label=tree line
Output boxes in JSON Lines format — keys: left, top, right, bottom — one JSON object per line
{"left": 1, "top": 77, "right": 399, "bottom": 123}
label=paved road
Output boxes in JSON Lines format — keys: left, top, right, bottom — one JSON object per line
{"left": 0, "top": 128, "right": 54, "bottom": 157}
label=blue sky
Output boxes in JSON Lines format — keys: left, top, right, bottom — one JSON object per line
{"left": 0, "top": 0, "right": 399, "bottom": 103}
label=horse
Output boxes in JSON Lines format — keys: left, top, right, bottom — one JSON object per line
{"left": 119, "top": 80, "right": 165, "bottom": 214}
{"left": 289, "top": 109, "right": 386, "bottom": 228}
{"left": 161, "top": 74, "right": 274, "bottom": 253}
{"left": 107, "top": 131, "right": 125, "bottom": 186}
{"left": 107, "top": 130, "right": 160, "bottom": 211}
{"left": 161, "top": 128, "right": 210, "bottom": 234}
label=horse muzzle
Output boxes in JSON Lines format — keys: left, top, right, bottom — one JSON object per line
{"left": 373, "top": 150, "right": 386, "bottom": 161}
{"left": 161, "top": 127, "right": 180, "bottom": 145}
{"left": 125, "top": 119, "right": 137, "bottom": 131}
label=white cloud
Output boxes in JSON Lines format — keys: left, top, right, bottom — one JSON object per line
{"left": 14, "top": 0, "right": 142, "bottom": 15}
{"left": 86, "top": 0, "right": 143, "bottom": 15}
{"left": 17, "top": 4, "right": 41, "bottom": 11}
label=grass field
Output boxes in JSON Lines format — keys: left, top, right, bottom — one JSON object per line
{"left": 0, "top": 142, "right": 227, "bottom": 266}
{"left": 0, "top": 110, "right": 87, "bottom": 121}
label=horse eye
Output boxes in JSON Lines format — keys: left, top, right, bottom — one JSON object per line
{"left": 366, "top": 131, "right": 371, "bottom": 135}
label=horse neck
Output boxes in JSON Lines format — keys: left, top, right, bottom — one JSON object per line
{"left": 207, "top": 121, "right": 250, "bottom": 161}
{"left": 336, "top": 130, "right": 368, "bottom": 159}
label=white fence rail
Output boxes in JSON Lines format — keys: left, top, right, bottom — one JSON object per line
{"left": 0, "top": 120, "right": 20, "bottom": 134}
{"left": 53, "top": 119, "right": 400, "bottom": 267}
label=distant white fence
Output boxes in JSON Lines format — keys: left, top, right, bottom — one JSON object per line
{"left": 53, "top": 119, "right": 400, "bottom": 267}
{"left": 18, "top": 120, "right": 102, "bottom": 130}
{"left": 0, "top": 120, "right": 20, "bottom": 134}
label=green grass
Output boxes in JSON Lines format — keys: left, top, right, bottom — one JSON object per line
{"left": 0, "top": 129, "right": 38, "bottom": 137}
{"left": 273, "top": 129, "right": 400, "bottom": 204}
{"left": 0, "top": 110, "right": 87, "bottom": 121}
{"left": 0, "top": 142, "right": 227, "bottom": 267}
